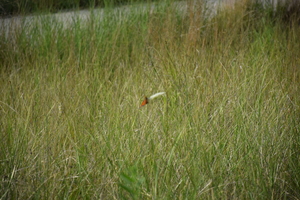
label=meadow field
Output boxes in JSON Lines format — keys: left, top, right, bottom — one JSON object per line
{"left": 1, "top": 0, "right": 300, "bottom": 199}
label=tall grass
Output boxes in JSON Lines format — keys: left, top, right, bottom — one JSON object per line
{"left": 1, "top": 0, "right": 300, "bottom": 199}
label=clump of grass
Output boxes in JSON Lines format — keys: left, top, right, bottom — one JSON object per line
{"left": 1, "top": 0, "right": 300, "bottom": 199}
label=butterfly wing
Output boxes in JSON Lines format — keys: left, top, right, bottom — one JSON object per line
{"left": 140, "top": 97, "right": 148, "bottom": 107}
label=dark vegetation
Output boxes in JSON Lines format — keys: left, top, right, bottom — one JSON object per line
{"left": 250, "top": 0, "right": 300, "bottom": 24}
{"left": 0, "top": 0, "right": 155, "bottom": 16}
{"left": 1, "top": 0, "right": 300, "bottom": 21}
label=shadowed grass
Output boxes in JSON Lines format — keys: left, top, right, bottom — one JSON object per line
{"left": 1, "top": 0, "right": 300, "bottom": 199}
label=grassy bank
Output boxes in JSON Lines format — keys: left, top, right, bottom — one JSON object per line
{"left": 1, "top": 0, "right": 300, "bottom": 199}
